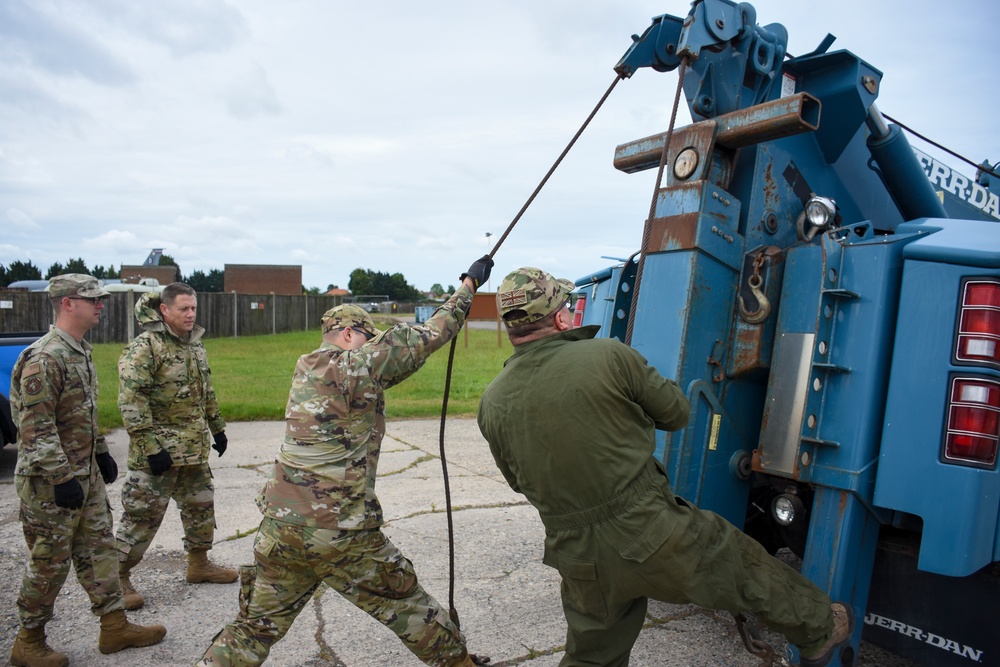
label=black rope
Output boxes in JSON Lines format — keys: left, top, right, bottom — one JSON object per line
{"left": 882, "top": 112, "right": 1000, "bottom": 181}
{"left": 438, "top": 75, "right": 624, "bottom": 626}
{"left": 437, "top": 333, "right": 462, "bottom": 625}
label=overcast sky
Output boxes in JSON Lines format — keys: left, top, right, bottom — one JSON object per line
{"left": 1, "top": 0, "right": 997, "bottom": 292}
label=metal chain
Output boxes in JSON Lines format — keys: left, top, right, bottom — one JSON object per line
{"left": 750, "top": 250, "right": 765, "bottom": 287}
{"left": 625, "top": 57, "right": 690, "bottom": 346}
{"left": 733, "top": 612, "right": 784, "bottom": 666}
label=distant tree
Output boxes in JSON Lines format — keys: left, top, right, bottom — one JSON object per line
{"left": 348, "top": 268, "right": 421, "bottom": 302}
{"left": 158, "top": 253, "right": 181, "bottom": 282}
{"left": 45, "top": 262, "right": 66, "bottom": 279}
{"left": 185, "top": 268, "right": 224, "bottom": 292}
{"left": 65, "top": 257, "right": 90, "bottom": 274}
{"left": 0, "top": 264, "right": 6, "bottom": 286}
{"left": 429, "top": 283, "right": 444, "bottom": 297}
{"left": 303, "top": 286, "right": 321, "bottom": 296}
{"left": 348, "top": 268, "right": 372, "bottom": 296}
{"left": 92, "top": 264, "right": 119, "bottom": 280}
{"left": 447, "top": 284, "right": 455, "bottom": 294}
{"left": 6, "top": 260, "right": 42, "bottom": 282}
{"left": 326, "top": 284, "right": 339, "bottom": 292}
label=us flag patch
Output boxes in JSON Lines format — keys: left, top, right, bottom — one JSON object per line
{"left": 500, "top": 289, "right": 527, "bottom": 308}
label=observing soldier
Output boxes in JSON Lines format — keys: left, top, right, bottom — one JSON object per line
{"left": 477, "top": 267, "right": 854, "bottom": 667}
{"left": 197, "top": 256, "right": 494, "bottom": 667}
{"left": 115, "top": 282, "right": 236, "bottom": 610}
{"left": 9, "top": 273, "right": 166, "bottom": 667}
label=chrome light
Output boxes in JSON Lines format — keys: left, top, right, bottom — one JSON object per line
{"left": 771, "top": 493, "right": 804, "bottom": 526}
{"left": 805, "top": 195, "right": 837, "bottom": 228}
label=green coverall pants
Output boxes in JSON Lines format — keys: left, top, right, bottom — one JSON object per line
{"left": 540, "top": 463, "right": 833, "bottom": 667}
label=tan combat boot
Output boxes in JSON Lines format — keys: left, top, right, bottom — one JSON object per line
{"left": 186, "top": 549, "right": 238, "bottom": 584}
{"left": 120, "top": 560, "right": 145, "bottom": 610}
{"left": 9, "top": 626, "right": 68, "bottom": 667}
{"left": 448, "top": 651, "right": 490, "bottom": 666}
{"left": 98, "top": 609, "right": 166, "bottom": 654}
{"left": 799, "top": 602, "right": 855, "bottom": 667}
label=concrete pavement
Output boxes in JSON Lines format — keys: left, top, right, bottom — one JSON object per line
{"left": 0, "top": 419, "right": 915, "bottom": 666}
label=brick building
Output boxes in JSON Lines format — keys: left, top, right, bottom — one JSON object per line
{"left": 224, "top": 264, "right": 302, "bottom": 296}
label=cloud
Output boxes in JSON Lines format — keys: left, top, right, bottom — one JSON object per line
{"left": 0, "top": 71, "right": 89, "bottom": 133}
{"left": 91, "top": 0, "right": 250, "bottom": 57}
{"left": 225, "top": 61, "right": 282, "bottom": 119}
{"left": 6, "top": 208, "right": 38, "bottom": 228}
{"left": 0, "top": 1, "right": 135, "bottom": 86}
{"left": 283, "top": 135, "right": 398, "bottom": 170}
{"left": 81, "top": 229, "right": 145, "bottom": 254}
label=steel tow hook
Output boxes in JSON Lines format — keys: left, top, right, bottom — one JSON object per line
{"left": 738, "top": 272, "right": 770, "bottom": 324}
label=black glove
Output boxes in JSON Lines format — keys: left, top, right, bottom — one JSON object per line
{"left": 212, "top": 431, "right": 228, "bottom": 457}
{"left": 96, "top": 452, "right": 118, "bottom": 485}
{"left": 53, "top": 478, "right": 84, "bottom": 509}
{"left": 147, "top": 449, "right": 173, "bottom": 476}
{"left": 460, "top": 255, "right": 494, "bottom": 291}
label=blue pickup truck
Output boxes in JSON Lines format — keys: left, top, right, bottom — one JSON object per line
{"left": 0, "top": 332, "right": 44, "bottom": 447}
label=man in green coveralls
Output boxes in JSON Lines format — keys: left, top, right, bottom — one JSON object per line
{"left": 115, "top": 282, "right": 236, "bottom": 611}
{"left": 477, "top": 267, "right": 854, "bottom": 667}
{"left": 197, "top": 256, "right": 494, "bottom": 667}
{"left": 9, "top": 274, "right": 166, "bottom": 667}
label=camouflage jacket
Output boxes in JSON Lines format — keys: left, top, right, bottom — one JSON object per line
{"left": 255, "top": 285, "right": 474, "bottom": 530}
{"left": 118, "top": 292, "right": 225, "bottom": 470}
{"left": 11, "top": 326, "right": 108, "bottom": 484}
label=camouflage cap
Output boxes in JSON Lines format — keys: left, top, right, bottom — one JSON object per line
{"left": 496, "top": 267, "right": 575, "bottom": 328}
{"left": 321, "top": 304, "right": 378, "bottom": 337}
{"left": 46, "top": 273, "right": 110, "bottom": 299}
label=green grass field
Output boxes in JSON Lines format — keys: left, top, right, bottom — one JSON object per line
{"left": 91, "top": 320, "right": 513, "bottom": 431}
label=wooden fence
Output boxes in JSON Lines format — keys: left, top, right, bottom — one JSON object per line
{"left": 0, "top": 291, "right": 355, "bottom": 344}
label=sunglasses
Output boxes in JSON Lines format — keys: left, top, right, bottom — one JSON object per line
{"left": 341, "top": 326, "right": 374, "bottom": 340}
{"left": 67, "top": 296, "right": 103, "bottom": 305}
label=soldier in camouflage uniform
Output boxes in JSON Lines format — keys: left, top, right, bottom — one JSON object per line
{"left": 477, "top": 267, "right": 854, "bottom": 667}
{"left": 9, "top": 274, "right": 166, "bottom": 667}
{"left": 115, "top": 282, "right": 237, "bottom": 611}
{"left": 197, "top": 256, "right": 494, "bottom": 667}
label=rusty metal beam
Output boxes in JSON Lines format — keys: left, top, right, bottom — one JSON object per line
{"left": 613, "top": 93, "right": 821, "bottom": 174}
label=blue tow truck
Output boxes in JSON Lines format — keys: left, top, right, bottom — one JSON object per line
{"left": 1, "top": 333, "right": 44, "bottom": 447}
{"left": 574, "top": 1, "right": 999, "bottom": 665}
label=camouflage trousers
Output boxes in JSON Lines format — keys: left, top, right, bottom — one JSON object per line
{"left": 199, "top": 517, "right": 469, "bottom": 667}
{"left": 115, "top": 462, "right": 217, "bottom": 564}
{"left": 14, "top": 471, "right": 125, "bottom": 629}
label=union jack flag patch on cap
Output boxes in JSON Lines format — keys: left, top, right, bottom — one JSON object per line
{"left": 500, "top": 289, "right": 528, "bottom": 309}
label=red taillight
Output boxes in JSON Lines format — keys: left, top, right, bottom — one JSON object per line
{"left": 572, "top": 295, "right": 586, "bottom": 328}
{"left": 956, "top": 280, "right": 1000, "bottom": 365}
{"left": 965, "top": 282, "right": 1000, "bottom": 308}
{"left": 944, "top": 377, "right": 1000, "bottom": 466}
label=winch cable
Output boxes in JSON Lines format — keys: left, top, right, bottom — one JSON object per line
{"left": 625, "top": 57, "right": 689, "bottom": 346}
{"left": 438, "top": 74, "right": 622, "bottom": 629}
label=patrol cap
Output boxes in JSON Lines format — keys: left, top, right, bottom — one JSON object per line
{"left": 496, "top": 267, "right": 575, "bottom": 328}
{"left": 46, "top": 273, "right": 110, "bottom": 299}
{"left": 321, "top": 304, "right": 378, "bottom": 337}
